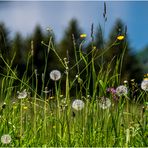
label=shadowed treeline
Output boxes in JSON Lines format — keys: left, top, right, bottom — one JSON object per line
{"left": 0, "top": 18, "right": 145, "bottom": 95}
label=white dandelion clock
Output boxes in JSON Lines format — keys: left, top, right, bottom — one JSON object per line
{"left": 17, "top": 89, "right": 27, "bottom": 99}
{"left": 141, "top": 78, "right": 148, "bottom": 91}
{"left": 116, "top": 85, "right": 128, "bottom": 96}
{"left": 99, "top": 97, "right": 111, "bottom": 109}
{"left": 72, "top": 99, "right": 84, "bottom": 111}
{"left": 1, "top": 134, "right": 11, "bottom": 144}
{"left": 50, "top": 70, "right": 61, "bottom": 81}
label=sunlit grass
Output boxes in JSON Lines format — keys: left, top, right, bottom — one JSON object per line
{"left": 0, "top": 30, "right": 148, "bottom": 147}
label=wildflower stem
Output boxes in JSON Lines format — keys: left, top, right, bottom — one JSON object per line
{"left": 66, "top": 70, "right": 70, "bottom": 102}
{"left": 72, "top": 34, "right": 79, "bottom": 74}
{"left": 33, "top": 70, "right": 38, "bottom": 136}
{"left": 119, "top": 41, "right": 127, "bottom": 82}
{"left": 43, "top": 100, "right": 47, "bottom": 143}
{"left": 41, "top": 37, "right": 52, "bottom": 97}
{"left": 20, "top": 99, "right": 23, "bottom": 145}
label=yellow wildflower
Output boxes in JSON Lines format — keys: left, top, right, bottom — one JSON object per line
{"left": 13, "top": 106, "right": 17, "bottom": 109}
{"left": 144, "top": 78, "right": 148, "bottom": 81}
{"left": 93, "top": 46, "right": 96, "bottom": 50}
{"left": 23, "top": 106, "right": 28, "bottom": 110}
{"left": 53, "top": 125, "right": 56, "bottom": 129}
{"left": 117, "top": 35, "right": 124, "bottom": 40}
{"left": 144, "top": 73, "right": 148, "bottom": 77}
{"left": 80, "top": 34, "right": 87, "bottom": 38}
{"left": 143, "top": 74, "right": 148, "bottom": 81}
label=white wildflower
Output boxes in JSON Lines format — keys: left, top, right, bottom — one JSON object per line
{"left": 50, "top": 70, "right": 61, "bottom": 81}
{"left": 99, "top": 97, "right": 111, "bottom": 109}
{"left": 141, "top": 78, "right": 148, "bottom": 91}
{"left": 17, "top": 89, "right": 27, "bottom": 99}
{"left": 72, "top": 99, "right": 84, "bottom": 111}
{"left": 1, "top": 134, "right": 11, "bottom": 144}
{"left": 116, "top": 85, "right": 128, "bottom": 96}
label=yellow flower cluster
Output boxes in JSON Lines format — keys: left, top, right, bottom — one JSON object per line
{"left": 80, "top": 34, "right": 87, "bottom": 38}
{"left": 144, "top": 73, "right": 148, "bottom": 80}
{"left": 117, "top": 35, "right": 124, "bottom": 40}
{"left": 144, "top": 78, "right": 148, "bottom": 81}
{"left": 144, "top": 73, "right": 148, "bottom": 77}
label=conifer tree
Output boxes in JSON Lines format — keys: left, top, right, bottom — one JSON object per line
{"left": 11, "top": 32, "right": 26, "bottom": 77}
{"left": 31, "top": 25, "right": 45, "bottom": 72}
{"left": 0, "top": 22, "right": 11, "bottom": 74}
{"left": 58, "top": 19, "right": 84, "bottom": 96}
{"left": 58, "top": 19, "right": 82, "bottom": 69}
{"left": 0, "top": 22, "right": 10, "bottom": 58}
{"left": 104, "top": 19, "right": 142, "bottom": 82}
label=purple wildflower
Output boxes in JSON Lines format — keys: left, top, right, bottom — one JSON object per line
{"left": 106, "top": 87, "right": 118, "bottom": 101}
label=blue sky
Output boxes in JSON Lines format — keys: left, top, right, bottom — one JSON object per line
{"left": 0, "top": 1, "right": 148, "bottom": 52}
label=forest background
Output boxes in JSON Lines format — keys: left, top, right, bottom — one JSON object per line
{"left": 0, "top": 1, "right": 148, "bottom": 95}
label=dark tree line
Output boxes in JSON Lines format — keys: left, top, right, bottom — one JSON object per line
{"left": 0, "top": 18, "right": 144, "bottom": 95}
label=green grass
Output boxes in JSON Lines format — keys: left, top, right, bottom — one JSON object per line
{"left": 0, "top": 35, "right": 148, "bottom": 147}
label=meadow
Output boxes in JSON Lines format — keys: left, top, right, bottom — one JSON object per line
{"left": 0, "top": 29, "right": 148, "bottom": 147}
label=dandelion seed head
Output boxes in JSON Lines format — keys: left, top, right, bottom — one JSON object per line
{"left": 116, "top": 85, "right": 128, "bottom": 96}
{"left": 17, "top": 89, "right": 27, "bottom": 99}
{"left": 141, "top": 79, "right": 148, "bottom": 91}
{"left": 1, "top": 134, "right": 11, "bottom": 144}
{"left": 98, "top": 97, "right": 111, "bottom": 109}
{"left": 72, "top": 99, "right": 84, "bottom": 111}
{"left": 50, "top": 70, "right": 61, "bottom": 81}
